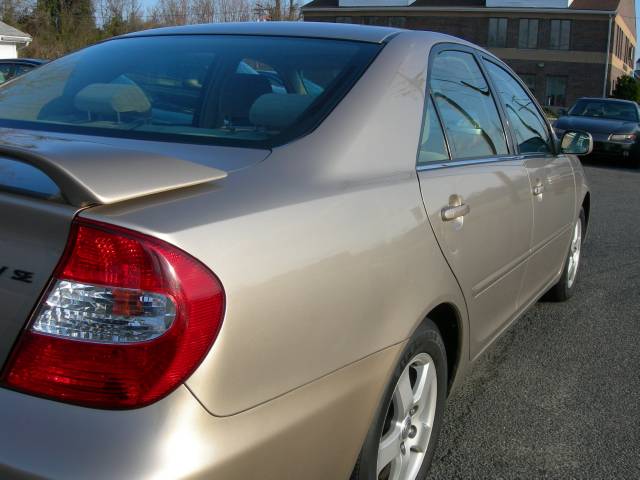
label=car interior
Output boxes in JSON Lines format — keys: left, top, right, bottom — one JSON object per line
{"left": 0, "top": 36, "right": 377, "bottom": 146}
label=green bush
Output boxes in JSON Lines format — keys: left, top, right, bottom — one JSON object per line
{"left": 611, "top": 75, "right": 640, "bottom": 102}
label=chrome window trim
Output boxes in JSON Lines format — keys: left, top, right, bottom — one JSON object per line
{"left": 416, "top": 155, "right": 522, "bottom": 171}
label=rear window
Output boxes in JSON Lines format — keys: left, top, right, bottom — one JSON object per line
{"left": 569, "top": 99, "right": 639, "bottom": 122}
{"left": 0, "top": 35, "right": 381, "bottom": 148}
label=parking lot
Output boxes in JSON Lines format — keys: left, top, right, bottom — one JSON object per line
{"left": 430, "top": 162, "right": 640, "bottom": 479}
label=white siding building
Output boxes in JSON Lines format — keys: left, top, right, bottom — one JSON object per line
{"left": 0, "top": 22, "right": 31, "bottom": 59}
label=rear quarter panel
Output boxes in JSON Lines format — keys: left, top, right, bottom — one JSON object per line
{"left": 82, "top": 32, "right": 469, "bottom": 416}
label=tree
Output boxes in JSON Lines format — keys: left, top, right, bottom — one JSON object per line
{"left": 0, "top": 0, "right": 35, "bottom": 24}
{"left": 149, "top": 0, "right": 189, "bottom": 25}
{"left": 254, "top": 0, "right": 298, "bottom": 20}
{"left": 190, "top": 0, "right": 214, "bottom": 23}
{"left": 97, "top": 0, "right": 144, "bottom": 36}
{"left": 611, "top": 75, "right": 640, "bottom": 102}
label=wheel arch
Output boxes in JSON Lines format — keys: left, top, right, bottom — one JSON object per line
{"left": 420, "top": 302, "right": 463, "bottom": 395}
{"left": 582, "top": 191, "right": 591, "bottom": 236}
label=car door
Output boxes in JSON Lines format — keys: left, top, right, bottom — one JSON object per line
{"left": 483, "top": 58, "right": 576, "bottom": 306}
{"left": 416, "top": 46, "right": 534, "bottom": 358}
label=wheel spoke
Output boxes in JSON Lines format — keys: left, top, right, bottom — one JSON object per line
{"left": 394, "top": 368, "right": 414, "bottom": 416}
{"left": 423, "top": 363, "right": 437, "bottom": 403}
{"left": 394, "top": 453, "right": 410, "bottom": 480}
{"left": 411, "top": 422, "right": 432, "bottom": 453}
{"left": 378, "top": 426, "right": 402, "bottom": 475}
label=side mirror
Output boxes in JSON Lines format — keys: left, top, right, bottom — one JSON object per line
{"left": 560, "top": 130, "right": 593, "bottom": 156}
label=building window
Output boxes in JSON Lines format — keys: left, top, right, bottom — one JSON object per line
{"left": 518, "top": 19, "right": 539, "bottom": 49}
{"left": 488, "top": 18, "right": 508, "bottom": 47}
{"left": 616, "top": 26, "right": 623, "bottom": 58}
{"left": 388, "top": 17, "right": 406, "bottom": 28}
{"left": 519, "top": 74, "right": 537, "bottom": 95}
{"left": 335, "top": 16, "right": 353, "bottom": 23}
{"left": 550, "top": 20, "right": 571, "bottom": 50}
{"left": 546, "top": 76, "right": 567, "bottom": 107}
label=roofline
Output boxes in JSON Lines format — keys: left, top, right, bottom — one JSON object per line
{"left": 302, "top": 5, "right": 619, "bottom": 15}
{"left": 0, "top": 35, "right": 32, "bottom": 44}
{"left": 0, "top": 58, "right": 44, "bottom": 64}
{"left": 121, "top": 22, "right": 402, "bottom": 44}
{"left": 577, "top": 97, "right": 637, "bottom": 102}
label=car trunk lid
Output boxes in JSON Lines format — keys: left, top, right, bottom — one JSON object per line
{"left": 0, "top": 133, "right": 255, "bottom": 368}
{"left": 0, "top": 195, "right": 78, "bottom": 367}
{"left": 0, "top": 140, "right": 228, "bottom": 207}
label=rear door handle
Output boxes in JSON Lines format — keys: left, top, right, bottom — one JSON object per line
{"left": 441, "top": 203, "right": 471, "bottom": 221}
{"left": 533, "top": 183, "right": 545, "bottom": 196}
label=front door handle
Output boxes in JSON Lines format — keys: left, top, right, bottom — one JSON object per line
{"left": 441, "top": 203, "right": 471, "bottom": 222}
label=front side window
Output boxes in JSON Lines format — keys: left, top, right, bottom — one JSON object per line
{"left": 550, "top": 20, "right": 571, "bottom": 50}
{"left": 488, "top": 18, "right": 508, "bottom": 48}
{"left": 0, "top": 64, "right": 13, "bottom": 84}
{"left": 14, "top": 64, "right": 36, "bottom": 76}
{"left": 518, "top": 19, "right": 539, "bottom": 49}
{"left": 417, "top": 97, "right": 450, "bottom": 165}
{"left": 546, "top": 76, "right": 567, "bottom": 106}
{"left": 0, "top": 35, "right": 381, "bottom": 148}
{"left": 429, "top": 50, "right": 508, "bottom": 160}
{"left": 485, "top": 61, "right": 551, "bottom": 155}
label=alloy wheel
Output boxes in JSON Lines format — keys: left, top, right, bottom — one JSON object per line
{"left": 567, "top": 219, "right": 582, "bottom": 289}
{"left": 377, "top": 353, "right": 438, "bottom": 480}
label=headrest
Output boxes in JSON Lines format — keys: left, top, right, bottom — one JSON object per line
{"left": 250, "top": 94, "right": 314, "bottom": 129}
{"left": 219, "top": 74, "right": 272, "bottom": 120}
{"left": 74, "top": 83, "right": 151, "bottom": 115}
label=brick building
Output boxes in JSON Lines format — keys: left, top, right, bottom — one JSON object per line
{"left": 302, "top": 0, "right": 637, "bottom": 108}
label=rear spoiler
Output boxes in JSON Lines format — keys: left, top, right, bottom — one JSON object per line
{"left": 0, "top": 142, "right": 227, "bottom": 207}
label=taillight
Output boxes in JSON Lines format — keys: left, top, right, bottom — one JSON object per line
{"left": 0, "top": 218, "right": 225, "bottom": 409}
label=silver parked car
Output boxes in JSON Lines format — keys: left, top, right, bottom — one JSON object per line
{"left": 0, "top": 23, "right": 591, "bottom": 480}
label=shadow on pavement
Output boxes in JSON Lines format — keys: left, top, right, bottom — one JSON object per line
{"left": 579, "top": 153, "right": 640, "bottom": 173}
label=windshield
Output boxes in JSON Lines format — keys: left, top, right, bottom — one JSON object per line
{"left": 0, "top": 35, "right": 381, "bottom": 148}
{"left": 569, "top": 99, "right": 639, "bottom": 122}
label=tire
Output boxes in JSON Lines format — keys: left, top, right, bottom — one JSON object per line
{"left": 545, "top": 208, "right": 585, "bottom": 302}
{"left": 351, "top": 320, "right": 447, "bottom": 480}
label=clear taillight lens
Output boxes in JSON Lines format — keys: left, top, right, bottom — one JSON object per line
{"left": 32, "top": 280, "right": 176, "bottom": 343}
{"left": 0, "top": 218, "right": 225, "bottom": 409}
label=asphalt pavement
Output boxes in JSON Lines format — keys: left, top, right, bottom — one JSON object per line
{"left": 429, "top": 162, "right": 640, "bottom": 479}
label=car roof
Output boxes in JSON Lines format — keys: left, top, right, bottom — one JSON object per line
{"left": 576, "top": 97, "right": 638, "bottom": 105}
{"left": 121, "top": 21, "right": 403, "bottom": 44}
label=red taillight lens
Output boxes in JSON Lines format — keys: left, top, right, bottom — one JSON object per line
{"left": 0, "top": 219, "right": 225, "bottom": 409}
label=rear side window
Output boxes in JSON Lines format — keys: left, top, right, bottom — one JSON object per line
{"left": 418, "top": 97, "right": 450, "bottom": 165}
{"left": 0, "top": 64, "right": 13, "bottom": 84}
{"left": 0, "top": 35, "right": 381, "bottom": 148}
{"left": 429, "top": 50, "right": 508, "bottom": 160}
{"left": 14, "top": 64, "right": 35, "bottom": 76}
{"left": 484, "top": 61, "right": 552, "bottom": 155}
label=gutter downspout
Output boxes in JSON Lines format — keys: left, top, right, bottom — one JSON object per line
{"left": 603, "top": 12, "right": 614, "bottom": 98}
